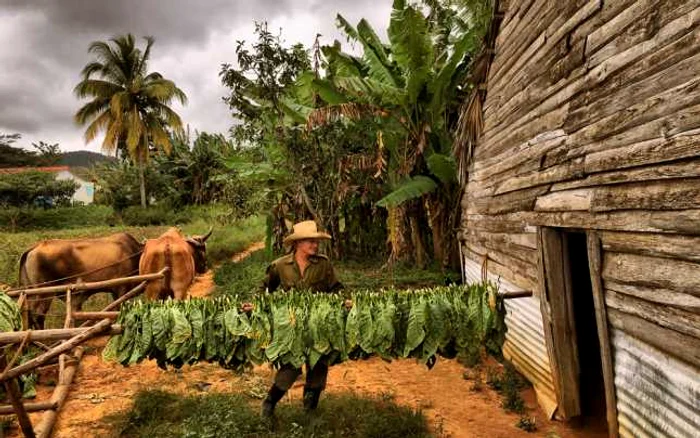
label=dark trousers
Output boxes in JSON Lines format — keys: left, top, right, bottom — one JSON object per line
{"left": 273, "top": 359, "right": 329, "bottom": 392}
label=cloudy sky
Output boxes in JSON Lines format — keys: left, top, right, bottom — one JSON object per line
{"left": 0, "top": 0, "right": 391, "bottom": 153}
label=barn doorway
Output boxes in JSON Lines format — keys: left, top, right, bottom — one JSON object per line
{"left": 538, "top": 228, "right": 611, "bottom": 435}
{"left": 565, "top": 232, "right": 607, "bottom": 433}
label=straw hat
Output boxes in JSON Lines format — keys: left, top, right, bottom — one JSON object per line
{"left": 283, "top": 220, "right": 331, "bottom": 244}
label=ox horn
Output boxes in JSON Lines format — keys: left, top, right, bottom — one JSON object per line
{"left": 201, "top": 226, "right": 213, "bottom": 242}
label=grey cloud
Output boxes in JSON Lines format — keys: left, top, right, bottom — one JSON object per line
{"left": 0, "top": 0, "right": 392, "bottom": 152}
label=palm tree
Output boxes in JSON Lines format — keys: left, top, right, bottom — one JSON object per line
{"left": 74, "top": 34, "right": 187, "bottom": 207}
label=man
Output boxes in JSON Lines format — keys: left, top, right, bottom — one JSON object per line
{"left": 243, "top": 220, "right": 344, "bottom": 419}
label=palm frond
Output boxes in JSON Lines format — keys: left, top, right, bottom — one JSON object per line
{"left": 83, "top": 110, "right": 113, "bottom": 143}
{"left": 322, "top": 43, "right": 363, "bottom": 77}
{"left": 388, "top": 0, "right": 433, "bottom": 73}
{"left": 453, "top": 90, "right": 483, "bottom": 184}
{"left": 306, "top": 102, "right": 381, "bottom": 129}
{"left": 311, "top": 78, "right": 347, "bottom": 105}
{"left": 336, "top": 14, "right": 360, "bottom": 43}
{"left": 376, "top": 175, "right": 438, "bottom": 208}
{"left": 74, "top": 98, "right": 111, "bottom": 125}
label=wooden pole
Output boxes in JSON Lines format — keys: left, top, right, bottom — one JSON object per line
{"left": 101, "top": 281, "right": 147, "bottom": 311}
{"left": 0, "top": 401, "right": 58, "bottom": 415}
{"left": 18, "top": 293, "right": 29, "bottom": 331}
{"left": 587, "top": 231, "right": 620, "bottom": 438}
{"left": 6, "top": 269, "right": 168, "bottom": 298}
{"left": 34, "top": 347, "right": 85, "bottom": 438}
{"left": 0, "top": 325, "right": 123, "bottom": 345}
{"left": 72, "top": 311, "right": 119, "bottom": 321}
{"left": 63, "top": 290, "right": 72, "bottom": 329}
{"left": 0, "top": 319, "right": 112, "bottom": 382}
{"left": 2, "top": 330, "right": 31, "bottom": 373}
{"left": 500, "top": 290, "right": 533, "bottom": 299}
{"left": 0, "top": 355, "right": 35, "bottom": 438}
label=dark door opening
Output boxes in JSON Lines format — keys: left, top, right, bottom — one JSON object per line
{"left": 564, "top": 232, "right": 608, "bottom": 434}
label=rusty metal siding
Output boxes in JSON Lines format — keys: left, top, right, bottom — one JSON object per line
{"left": 611, "top": 328, "right": 700, "bottom": 438}
{"left": 462, "top": 256, "right": 558, "bottom": 417}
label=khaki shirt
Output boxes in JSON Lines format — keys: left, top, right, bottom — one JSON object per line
{"left": 262, "top": 253, "right": 343, "bottom": 293}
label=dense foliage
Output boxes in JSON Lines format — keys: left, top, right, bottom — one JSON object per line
{"left": 0, "top": 171, "right": 79, "bottom": 208}
{"left": 103, "top": 284, "right": 506, "bottom": 371}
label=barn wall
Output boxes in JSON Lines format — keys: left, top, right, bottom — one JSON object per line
{"left": 461, "top": 0, "right": 700, "bottom": 433}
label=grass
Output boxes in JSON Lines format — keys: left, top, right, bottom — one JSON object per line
{"left": 486, "top": 361, "right": 529, "bottom": 414}
{"left": 0, "top": 214, "right": 264, "bottom": 288}
{"left": 214, "top": 253, "right": 460, "bottom": 299}
{"left": 103, "top": 389, "right": 437, "bottom": 438}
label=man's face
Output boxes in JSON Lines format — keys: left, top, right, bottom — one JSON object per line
{"left": 296, "top": 239, "right": 319, "bottom": 257}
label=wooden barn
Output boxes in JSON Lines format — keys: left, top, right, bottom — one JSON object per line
{"left": 457, "top": 1, "right": 700, "bottom": 437}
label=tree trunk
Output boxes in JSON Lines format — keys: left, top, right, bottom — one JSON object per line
{"left": 408, "top": 201, "right": 430, "bottom": 269}
{"left": 138, "top": 160, "right": 147, "bottom": 208}
{"left": 386, "top": 205, "right": 410, "bottom": 265}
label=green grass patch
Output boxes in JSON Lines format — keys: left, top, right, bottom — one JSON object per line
{"left": 0, "top": 205, "right": 114, "bottom": 232}
{"left": 103, "top": 389, "right": 436, "bottom": 438}
{"left": 0, "top": 214, "right": 265, "bottom": 287}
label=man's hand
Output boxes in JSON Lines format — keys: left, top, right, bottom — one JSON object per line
{"left": 344, "top": 299, "right": 353, "bottom": 310}
{"left": 241, "top": 302, "right": 255, "bottom": 313}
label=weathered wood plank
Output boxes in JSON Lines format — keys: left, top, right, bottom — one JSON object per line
{"left": 460, "top": 229, "right": 538, "bottom": 249}
{"left": 467, "top": 185, "right": 551, "bottom": 215}
{"left": 605, "top": 288, "right": 700, "bottom": 339}
{"left": 600, "top": 231, "right": 700, "bottom": 263}
{"left": 466, "top": 209, "right": 700, "bottom": 235}
{"left": 570, "top": 0, "right": 638, "bottom": 45}
{"left": 464, "top": 238, "right": 538, "bottom": 277}
{"left": 585, "top": 0, "right": 662, "bottom": 56}
{"left": 586, "top": 231, "right": 619, "bottom": 438}
{"left": 602, "top": 252, "right": 700, "bottom": 297}
{"left": 495, "top": 157, "right": 584, "bottom": 195}
{"left": 591, "top": 178, "right": 700, "bottom": 212}
{"left": 551, "top": 159, "right": 700, "bottom": 192}
{"left": 480, "top": 6, "right": 700, "bottom": 160}
{"left": 607, "top": 307, "right": 700, "bottom": 367}
{"left": 544, "top": 103, "right": 700, "bottom": 169}
{"left": 566, "top": 39, "right": 700, "bottom": 133}
{"left": 463, "top": 246, "right": 538, "bottom": 292}
{"left": 471, "top": 129, "right": 567, "bottom": 176}
{"left": 587, "top": 0, "right": 700, "bottom": 69}
{"left": 605, "top": 279, "right": 700, "bottom": 314}
{"left": 584, "top": 129, "right": 700, "bottom": 174}
{"left": 534, "top": 189, "right": 593, "bottom": 212}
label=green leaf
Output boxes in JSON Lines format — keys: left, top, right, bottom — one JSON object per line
{"left": 426, "top": 153, "right": 457, "bottom": 184}
{"left": 376, "top": 176, "right": 438, "bottom": 208}
{"left": 388, "top": 0, "right": 433, "bottom": 74}
{"left": 312, "top": 78, "right": 347, "bottom": 105}
{"left": 336, "top": 14, "right": 360, "bottom": 43}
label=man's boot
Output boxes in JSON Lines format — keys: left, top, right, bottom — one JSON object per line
{"left": 303, "top": 388, "right": 321, "bottom": 411}
{"left": 261, "top": 385, "right": 286, "bottom": 418}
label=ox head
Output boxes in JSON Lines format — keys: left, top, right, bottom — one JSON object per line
{"left": 186, "top": 227, "right": 213, "bottom": 274}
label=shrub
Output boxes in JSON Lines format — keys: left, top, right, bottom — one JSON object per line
{"left": 0, "top": 205, "right": 114, "bottom": 232}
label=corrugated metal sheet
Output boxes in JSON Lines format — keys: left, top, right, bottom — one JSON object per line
{"left": 611, "top": 328, "right": 700, "bottom": 438}
{"left": 463, "top": 256, "right": 558, "bottom": 417}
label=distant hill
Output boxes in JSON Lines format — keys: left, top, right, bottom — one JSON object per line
{"left": 60, "top": 150, "right": 116, "bottom": 167}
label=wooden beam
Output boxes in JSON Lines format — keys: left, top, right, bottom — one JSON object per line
{"left": 586, "top": 231, "right": 619, "bottom": 438}
{"left": 34, "top": 347, "right": 85, "bottom": 438}
{"left": 6, "top": 268, "right": 168, "bottom": 297}
{"left": 72, "top": 311, "right": 119, "bottom": 321}
{"left": 501, "top": 290, "right": 534, "bottom": 299}
{"left": 0, "top": 325, "right": 123, "bottom": 345}
{"left": 0, "top": 319, "right": 112, "bottom": 381}
{"left": 0, "top": 401, "right": 58, "bottom": 416}
{"left": 0, "top": 356, "right": 35, "bottom": 438}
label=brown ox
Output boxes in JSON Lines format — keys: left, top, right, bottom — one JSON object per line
{"left": 140, "top": 227, "right": 212, "bottom": 300}
{"left": 19, "top": 233, "right": 143, "bottom": 329}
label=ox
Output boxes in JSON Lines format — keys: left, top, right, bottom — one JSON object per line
{"left": 19, "top": 233, "right": 143, "bottom": 329}
{"left": 139, "top": 227, "right": 212, "bottom": 300}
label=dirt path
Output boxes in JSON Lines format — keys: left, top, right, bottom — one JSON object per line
{"left": 4, "top": 242, "right": 601, "bottom": 437}
{"left": 8, "top": 341, "right": 594, "bottom": 438}
{"left": 187, "top": 241, "right": 265, "bottom": 298}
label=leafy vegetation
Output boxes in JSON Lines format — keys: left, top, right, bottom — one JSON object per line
{"left": 104, "top": 389, "right": 436, "bottom": 438}
{"left": 0, "top": 171, "right": 79, "bottom": 208}
{"left": 103, "top": 284, "right": 506, "bottom": 372}
{"left": 0, "top": 205, "right": 113, "bottom": 232}
{"left": 74, "top": 34, "right": 187, "bottom": 207}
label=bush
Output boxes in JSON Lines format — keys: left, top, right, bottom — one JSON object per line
{"left": 119, "top": 206, "right": 190, "bottom": 227}
{"left": 0, "top": 171, "right": 78, "bottom": 207}
{"left": 0, "top": 205, "right": 114, "bottom": 232}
